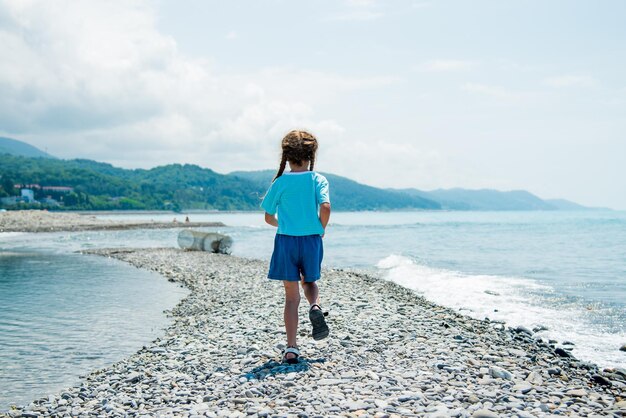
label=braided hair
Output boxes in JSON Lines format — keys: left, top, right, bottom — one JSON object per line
{"left": 272, "top": 130, "right": 318, "bottom": 182}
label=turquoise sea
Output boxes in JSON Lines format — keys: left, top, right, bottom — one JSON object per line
{"left": 1, "top": 210, "right": 625, "bottom": 409}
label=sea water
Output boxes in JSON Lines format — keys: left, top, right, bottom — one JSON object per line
{"left": 0, "top": 238, "right": 187, "bottom": 410}
{"left": 0, "top": 210, "right": 625, "bottom": 409}
{"left": 102, "top": 210, "right": 626, "bottom": 369}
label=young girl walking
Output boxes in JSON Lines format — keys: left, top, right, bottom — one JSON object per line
{"left": 261, "top": 130, "right": 331, "bottom": 364}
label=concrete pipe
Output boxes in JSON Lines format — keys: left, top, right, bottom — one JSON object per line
{"left": 177, "top": 230, "right": 233, "bottom": 254}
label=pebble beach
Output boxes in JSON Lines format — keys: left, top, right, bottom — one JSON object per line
{"left": 0, "top": 211, "right": 224, "bottom": 233}
{"left": 5, "top": 247, "right": 626, "bottom": 417}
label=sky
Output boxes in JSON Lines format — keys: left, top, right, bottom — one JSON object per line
{"left": 1, "top": 0, "right": 625, "bottom": 209}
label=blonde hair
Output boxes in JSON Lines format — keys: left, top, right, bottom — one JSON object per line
{"left": 272, "top": 130, "right": 318, "bottom": 181}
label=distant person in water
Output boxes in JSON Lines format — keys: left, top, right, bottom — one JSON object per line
{"left": 185, "top": 216, "right": 190, "bottom": 223}
{"left": 261, "top": 130, "right": 331, "bottom": 364}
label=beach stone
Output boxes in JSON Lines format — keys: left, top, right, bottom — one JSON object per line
{"left": 472, "top": 409, "right": 499, "bottom": 418}
{"left": 489, "top": 366, "right": 513, "bottom": 380}
{"left": 374, "top": 400, "right": 388, "bottom": 409}
{"left": 565, "top": 389, "right": 587, "bottom": 397}
{"left": 125, "top": 372, "right": 142, "bottom": 383}
{"left": 525, "top": 371, "right": 543, "bottom": 385}
{"left": 619, "top": 344, "right": 626, "bottom": 352}
{"left": 317, "top": 379, "right": 343, "bottom": 386}
{"left": 347, "top": 401, "right": 372, "bottom": 411}
{"left": 591, "top": 374, "right": 612, "bottom": 386}
{"left": 512, "top": 383, "right": 532, "bottom": 394}
{"left": 554, "top": 348, "right": 572, "bottom": 358}
{"left": 515, "top": 326, "right": 533, "bottom": 336}
{"left": 508, "top": 348, "right": 527, "bottom": 357}
{"left": 467, "top": 394, "right": 480, "bottom": 403}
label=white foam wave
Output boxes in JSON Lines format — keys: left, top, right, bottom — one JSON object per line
{"left": 0, "top": 232, "right": 27, "bottom": 240}
{"left": 376, "top": 254, "right": 626, "bottom": 369}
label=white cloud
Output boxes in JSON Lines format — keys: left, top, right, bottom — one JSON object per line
{"left": 324, "top": 10, "right": 383, "bottom": 21}
{"left": 461, "top": 82, "right": 535, "bottom": 103}
{"left": 324, "top": 0, "right": 384, "bottom": 21}
{"left": 544, "top": 74, "right": 597, "bottom": 88}
{"left": 346, "top": 0, "right": 376, "bottom": 7}
{"left": 0, "top": 0, "right": 396, "bottom": 171}
{"left": 411, "top": 1, "right": 431, "bottom": 9}
{"left": 225, "top": 30, "right": 238, "bottom": 40}
{"left": 321, "top": 136, "right": 469, "bottom": 190}
{"left": 417, "top": 59, "right": 476, "bottom": 72}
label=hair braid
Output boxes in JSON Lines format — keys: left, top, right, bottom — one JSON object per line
{"left": 273, "top": 154, "right": 287, "bottom": 182}
{"left": 309, "top": 154, "right": 315, "bottom": 171}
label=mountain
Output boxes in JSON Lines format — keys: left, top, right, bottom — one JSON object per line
{"left": 230, "top": 170, "right": 441, "bottom": 211}
{"left": 0, "top": 155, "right": 261, "bottom": 211}
{"left": 544, "top": 198, "right": 592, "bottom": 211}
{"left": 0, "top": 137, "right": 56, "bottom": 159}
{"left": 0, "top": 148, "right": 593, "bottom": 211}
{"left": 396, "top": 188, "right": 591, "bottom": 211}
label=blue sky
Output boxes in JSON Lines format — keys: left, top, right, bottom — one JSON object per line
{"left": 1, "top": 0, "right": 625, "bottom": 208}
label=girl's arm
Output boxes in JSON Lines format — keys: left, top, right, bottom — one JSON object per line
{"left": 264, "top": 212, "right": 278, "bottom": 227}
{"left": 319, "top": 202, "right": 331, "bottom": 232}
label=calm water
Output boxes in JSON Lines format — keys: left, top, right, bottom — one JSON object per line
{"left": 0, "top": 247, "right": 187, "bottom": 410}
{"left": 1, "top": 210, "right": 625, "bottom": 409}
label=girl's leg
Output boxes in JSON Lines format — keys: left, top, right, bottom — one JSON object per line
{"left": 301, "top": 281, "right": 320, "bottom": 309}
{"left": 283, "top": 281, "right": 300, "bottom": 350}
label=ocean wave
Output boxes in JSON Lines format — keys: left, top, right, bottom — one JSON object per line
{"left": 0, "top": 232, "right": 27, "bottom": 238}
{"left": 375, "top": 254, "right": 626, "bottom": 369}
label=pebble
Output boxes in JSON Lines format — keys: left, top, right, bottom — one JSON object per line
{"left": 472, "top": 409, "right": 499, "bottom": 418}
{"left": 5, "top": 248, "right": 620, "bottom": 417}
{"left": 374, "top": 399, "right": 388, "bottom": 409}
{"left": 512, "top": 382, "right": 533, "bottom": 394}
{"left": 565, "top": 389, "right": 587, "bottom": 397}
{"left": 515, "top": 326, "right": 533, "bottom": 336}
{"left": 489, "top": 366, "right": 513, "bottom": 380}
{"left": 554, "top": 348, "right": 572, "bottom": 358}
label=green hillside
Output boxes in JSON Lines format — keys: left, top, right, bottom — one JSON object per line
{"left": 1, "top": 153, "right": 592, "bottom": 212}
{"left": 0, "top": 155, "right": 261, "bottom": 211}
{"left": 0, "top": 137, "right": 56, "bottom": 159}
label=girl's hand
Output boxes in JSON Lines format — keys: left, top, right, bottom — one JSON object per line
{"left": 264, "top": 212, "right": 278, "bottom": 227}
{"left": 319, "top": 202, "right": 331, "bottom": 230}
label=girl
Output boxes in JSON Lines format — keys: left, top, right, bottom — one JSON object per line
{"left": 261, "top": 130, "right": 331, "bottom": 364}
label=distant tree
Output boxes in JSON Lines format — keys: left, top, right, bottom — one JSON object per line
{"left": 1, "top": 174, "right": 16, "bottom": 196}
{"left": 64, "top": 192, "right": 79, "bottom": 206}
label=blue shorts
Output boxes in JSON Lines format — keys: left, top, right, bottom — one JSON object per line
{"left": 268, "top": 234, "right": 323, "bottom": 282}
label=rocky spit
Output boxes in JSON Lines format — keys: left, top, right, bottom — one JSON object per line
{"left": 0, "top": 211, "right": 224, "bottom": 233}
{"left": 4, "top": 248, "right": 626, "bottom": 417}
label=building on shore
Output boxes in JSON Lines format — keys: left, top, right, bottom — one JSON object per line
{"left": 21, "top": 189, "right": 35, "bottom": 203}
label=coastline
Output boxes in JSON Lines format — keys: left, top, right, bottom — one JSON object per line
{"left": 5, "top": 248, "right": 624, "bottom": 417}
{"left": 0, "top": 211, "right": 224, "bottom": 233}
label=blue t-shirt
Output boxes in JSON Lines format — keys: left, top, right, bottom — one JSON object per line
{"left": 261, "top": 171, "right": 330, "bottom": 236}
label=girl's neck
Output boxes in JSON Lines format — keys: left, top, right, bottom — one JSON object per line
{"left": 288, "top": 160, "right": 310, "bottom": 172}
